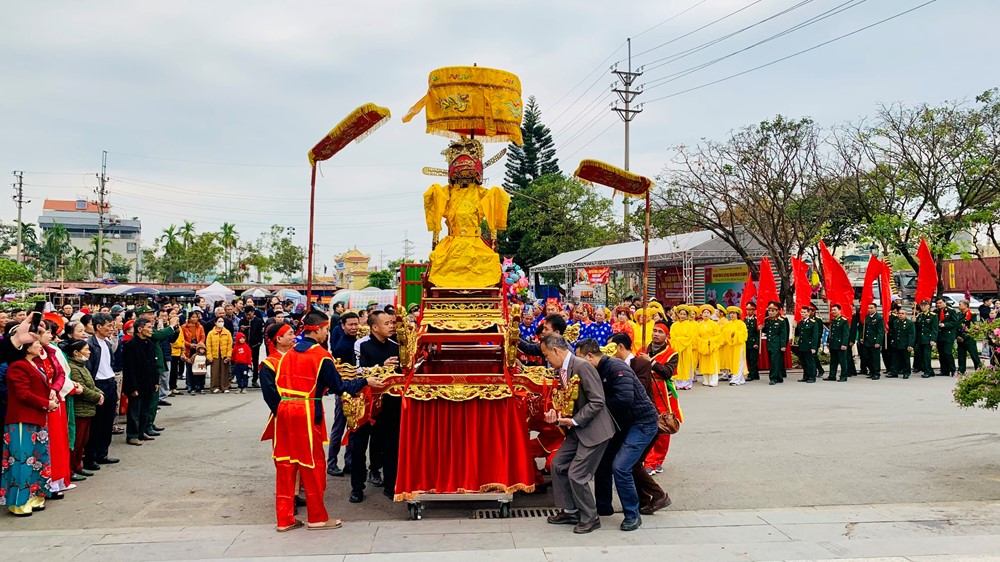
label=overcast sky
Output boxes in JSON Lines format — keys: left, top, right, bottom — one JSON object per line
{"left": 1, "top": 0, "right": 993, "bottom": 273}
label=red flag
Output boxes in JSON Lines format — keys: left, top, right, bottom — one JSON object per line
{"left": 859, "top": 255, "right": 882, "bottom": 316}
{"left": 915, "top": 238, "right": 938, "bottom": 304}
{"left": 791, "top": 256, "right": 811, "bottom": 322}
{"left": 757, "top": 256, "right": 779, "bottom": 328}
{"left": 819, "top": 240, "right": 855, "bottom": 324}
{"left": 740, "top": 270, "right": 756, "bottom": 317}
{"left": 879, "top": 258, "right": 893, "bottom": 327}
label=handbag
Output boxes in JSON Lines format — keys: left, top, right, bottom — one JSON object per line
{"left": 652, "top": 379, "right": 680, "bottom": 435}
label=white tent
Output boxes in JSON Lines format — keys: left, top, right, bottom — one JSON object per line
{"left": 197, "top": 281, "right": 236, "bottom": 305}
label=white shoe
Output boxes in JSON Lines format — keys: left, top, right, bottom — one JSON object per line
{"left": 223, "top": 390, "right": 230, "bottom": 394}
{"left": 212, "top": 389, "right": 220, "bottom": 394}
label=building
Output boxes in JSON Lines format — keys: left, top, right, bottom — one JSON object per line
{"left": 333, "top": 247, "right": 371, "bottom": 290}
{"left": 37, "top": 199, "right": 142, "bottom": 280}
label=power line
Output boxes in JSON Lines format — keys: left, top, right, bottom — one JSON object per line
{"left": 642, "top": 0, "right": 867, "bottom": 91}
{"left": 566, "top": 121, "right": 620, "bottom": 160}
{"left": 642, "top": 0, "right": 939, "bottom": 104}
{"left": 12, "top": 171, "right": 28, "bottom": 264}
{"left": 106, "top": 151, "right": 427, "bottom": 169}
{"left": 546, "top": 41, "right": 627, "bottom": 113}
{"left": 632, "top": 0, "right": 712, "bottom": 39}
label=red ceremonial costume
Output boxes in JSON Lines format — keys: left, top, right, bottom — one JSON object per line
{"left": 268, "top": 341, "right": 333, "bottom": 528}
{"left": 33, "top": 348, "right": 71, "bottom": 492}
{"left": 644, "top": 344, "right": 683, "bottom": 469}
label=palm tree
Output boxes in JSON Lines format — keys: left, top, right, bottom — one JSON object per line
{"left": 179, "top": 220, "right": 196, "bottom": 250}
{"left": 85, "top": 235, "right": 112, "bottom": 277}
{"left": 41, "top": 222, "right": 71, "bottom": 277}
{"left": 219, "top": 222, "right": 238, "bottom": 278}
{"left": 160, "top": 224, "right": 183, "bottom": 256}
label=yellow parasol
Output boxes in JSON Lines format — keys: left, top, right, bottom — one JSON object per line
{"left": 306, "top": 103, "right": 391, "bottom": 302}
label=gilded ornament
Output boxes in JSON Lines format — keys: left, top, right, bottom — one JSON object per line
{"left": 341, "top": 392, "right": 367, "bottom": 430}
{"left": 565, "top": 323, "right": 580, "bottom": 343}
{"left": 551, "top": 375, "right": 580, "bottom": 416}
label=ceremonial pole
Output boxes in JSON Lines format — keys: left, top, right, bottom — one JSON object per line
{"left": 307, "top": 164, "right": 318, "bottom": 304}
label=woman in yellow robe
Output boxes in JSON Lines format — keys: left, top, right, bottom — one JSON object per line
{"left": 715, "top": 304, "right": 731, "bottom": 375}
{"left": 670, "top": 306, "right": 696, "bottom": 390}
{"left": 723, "top": 306, "right": 749, "bottom": 385}
{"left": 631, "top": 308, "right": 656, "bottom": 355}
{"left": 696, "top": 304, "right": 722, "bottom": 387}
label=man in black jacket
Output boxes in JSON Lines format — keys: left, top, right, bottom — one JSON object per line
{"left": 84, "top": 313, "right": 121, "bottom": 468}
{"left": 123, "top": 318, "right": 159, "bottom": 445}
{"left": 518, "top": 314, "right": 568, "bottom": 358}
{"left": 327, "top": 312, "right": 361, "bottom": 477}
{"left": 577, "top": 338, "right": 658, "bottom": 532}
{"left": 240, "top": 307, "right": 264, "bottom": 387}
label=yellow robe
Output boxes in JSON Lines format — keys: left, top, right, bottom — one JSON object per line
{"left": 424, "top": 183, "right": 510, "bottom": 287}
{"left": 695, "top": 319, "right": 721, "bottom": 375}
{"left": 725, "top": 319, "right": 749, "bottom": 375}
{"left": 631, "top": 320, "right": 655, "bottom": 355}
{"left": 716, "top": 317, "right": 731, "bottom": 372}
{"left": 670, "top": 319, "right": 696, "bottom": 382}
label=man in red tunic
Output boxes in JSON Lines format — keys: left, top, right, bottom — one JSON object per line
{"left": 264, "top": 310, "right": 384, "bottom": 532}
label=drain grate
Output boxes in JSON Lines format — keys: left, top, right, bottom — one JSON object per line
{"left": 473, "top": 507, "right": 561, "bottom": 519}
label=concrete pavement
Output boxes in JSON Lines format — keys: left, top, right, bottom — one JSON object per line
{"left": 4, "top": 501, "right": 1000, "bottom": 561}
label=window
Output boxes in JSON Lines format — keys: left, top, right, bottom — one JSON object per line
{"left": 75, "top": 200, "right": 87, "bottom": 210}
{"left": 127, "top": 242, "right": 137, "bottom": 253}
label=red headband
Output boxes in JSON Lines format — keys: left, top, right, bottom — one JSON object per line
{"left": 270, "top": 323, "right": 293, "bottom": 342}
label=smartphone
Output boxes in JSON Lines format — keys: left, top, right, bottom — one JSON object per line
{"left": 29, "top": 300, "right": 46, "bottom": 333}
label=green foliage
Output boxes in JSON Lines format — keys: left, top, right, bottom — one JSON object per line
{"left": 107, "top": 253, "right": 133, "bottom": 278}
{"left": 954, "top": 364, "right": 1000, "bottom": 411}
{"left": 268, "top": 225, "right": 305, "bottom": 279}
{"left": 504, "top": 174, "right": 616, "bottom": 270}
{"left": 503, "top": 96, "right": 560, "bottom": 191}
{"left": 366, "top": 269, "right": 393, "bottom": 290}
{"left": 84, "top": 235, "right": 112, "bottom": 276}
{"left": 0, "top": 259, "right": 36, "bottom": 311}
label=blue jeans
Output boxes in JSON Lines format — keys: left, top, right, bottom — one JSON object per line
{"left": 233, "top": 364, "right": 250, "bottom": 389}
{"left": 595, "top": 421, "right": 658, "bottom": 519}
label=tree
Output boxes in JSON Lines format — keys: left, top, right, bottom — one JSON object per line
{"left": 38, "top": 221, "right": 71, "bottom": 279}
{"left": 236, "top": 239, "right": 268, "bottom": 283}
{"left": 219, "top": 222, "right": 238, "bottom": 278}
{"left": 268, "top": 225, "right": 305, "bottom": 279}
{"left": 107, "top": 253, "right": 133, "bottom": 278}
{"left": 183, "top": 232, "right": 224, "bottom": 282}
{"left": 367, "top": 269, "right": 393, "bottom": 289}
{"left": 969, "top": 202, "right": 1000, "bottom": 292}
{"left": 179, "top": 220, "right": 197, "bottom": 249}
{"left": 656, "top": 116, "right": 844, "bottom": 305}
{"left": 160, "top": 224, "right": 183, "bottom": 256}
{"left": 506, "top": 174, "right": 616, "bottom": 272}
{"left": 0, "top": 259, "right": 35, "bottom": 310}
{"left": 85, "top": 235, "right": 112, "bottom": 277}
{"left": 504, "top": 96, "right": 560, "bottom": 191}
{"left": 836, "top": 90, "right": 1000, "bottom": 294}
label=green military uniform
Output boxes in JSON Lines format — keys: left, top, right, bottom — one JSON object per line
{"left": 883, "top": 313, "right": 897, "bottom": 374}
{"left": 794, "top": 315, "right": 821, "bottom": 383}
{"left": 888, "top": 316, "right": 915, "bottom": 378}
{"left": 764, "top": 315, "right": 789, "bottom": 385}
{"left": 825, "top": 315, "right": 851, "bottom": 382}
{"left": 144, "top": 324, "right": 180, "bottom": 435}
{"left": 846, "top": 310, "right": 860, "bottom": 376}
{"left": 935, "top": 306, "right": 959, "bottom": 376}
{"left": 745, "top": 314, "right": 760, "bottom": 380}
{"left": 914, "top": 309, "right": 938, "bottom": 378}
{"left": 860, "top": 311, "right": 885, "bottom": 379}
{"left": 956, "top": 309, "right": 981, "bottom": 374}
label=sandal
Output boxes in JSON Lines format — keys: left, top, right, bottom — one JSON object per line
{"left": 276, "top": 519, "right": 304, "bottom": 533}
{"left": 306, "top": 520, "right": 342, "bottom": 530}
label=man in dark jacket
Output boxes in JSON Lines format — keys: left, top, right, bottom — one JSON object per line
{"left": 825, "top": 304, "right": 851, "bottom": 382}
{"left": 577, "top": 338, "right": 658, "bottom": 532}
{"left": 327, "top": 311, "right": 361, "bottom": 476}
{"left": 935, "top": 298, "right": 960, "bottom": 377}
{"left": 123, "top": 318, "right": 159, "bottom": 445}
{"left": 744, "top": 303, "right": 761, "bottom": 381}
{"left": 860, "top": 303, "right": 885, "bottom": 380}
{"left": 887, "top": 307, "right": 916, "bottom": 378}
{"left": 239, "top": 307, "right": 265, "bottom": 387}
{"left": 763, "top": 302, "right": 789, "bottom": 385}
{"left": 915, "top": 300, "right": 938, "bottom": 378}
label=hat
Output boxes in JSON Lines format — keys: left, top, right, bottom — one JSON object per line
{"left": 136, "top": 305, "right": 154, "bottom": 315}
{"left": 407, "top": 303, "right": 419, "bottom": 313}
{"left": 716, "top": 304, "right": 727, "bottom": 314}
{"left": 80, "top": 307, "right": 91, "bottom": 314}
{"left": 726, "top": 306, "right": 742, "bottom": 316}
{"left": 802, "top": 302, "right": 817, "bottom": 312}
{"left": 42, "top": 312, "right": 66, "bottom": 334}
{"left": 123, "top": 320, "right": 135, "bottom": 333}
{"left": 110, "top": 305, "right": 124, "bottom": 314}
{"left": 699, "top": 304, "right": 715, "bottom": 315}
{"left": 919, "top": 299, "right": 931, "bottom": 306}
{"left": 767, "top": 301, "right": 782, "bottom": 309}
{"left": 367, "top": 300, "right": 378, "bottom": 306}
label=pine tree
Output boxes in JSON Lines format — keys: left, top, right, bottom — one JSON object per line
{"left": 503, "top": 96, "right": 560, "bottom": 191}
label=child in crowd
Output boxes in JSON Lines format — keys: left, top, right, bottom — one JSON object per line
{"left": 189, "top": 343, "right": 208, "bottom": 395}
{"left": 231, "top": 332, "right": 252, "bottom": 394}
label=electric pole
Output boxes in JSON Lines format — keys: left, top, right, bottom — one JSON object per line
{"left": 11, "top": 171, "right": 27, "bottom": 264}
{"left": 95, "top": 151, "right": 109, "bottom": 279}
{"left": 403, "top": 230, "right": 415, "bottom": 262}
{"left": 612, "top": 38, "right": 643, "bottom": 240}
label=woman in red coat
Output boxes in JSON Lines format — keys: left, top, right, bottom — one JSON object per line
{"left": 2, "top": 339, "right": 58, "bottom": 516}
{"left": 32, "top": 322, "right": 75, "bottom": 495}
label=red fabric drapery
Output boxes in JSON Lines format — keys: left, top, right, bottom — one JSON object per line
{"left": 740, "top": 271, "right": 756, "bottom": 316}
{"left": 791, "top": 256, "right": 811, "bottom": 322}
{"left": 915, "top": 238, "right": 938, "bottom": 304}
{"left": 757, "top": 257, "right": 779, "bottom": 329}
{"left": 819, "top": 240, "right": 855, "bottom": 324}
{"left": 879, "top": 258, "right": 893, "bottom": 326}
{"left": 859, "top": 255, "right": 881, "bottom": 315}
{"left": 395, "top": 397, "right": 535, "bottom": 500}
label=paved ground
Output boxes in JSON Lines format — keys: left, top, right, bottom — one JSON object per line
{"left": 4, "top": 501, "right": 1000, "bottom": 561}
{"left": 3, "top": 371, "right": 1000, "bottom": 560}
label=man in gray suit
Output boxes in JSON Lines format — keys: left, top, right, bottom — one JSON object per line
{"left": 540, "top": 334, "right": 616, "bottom": 534}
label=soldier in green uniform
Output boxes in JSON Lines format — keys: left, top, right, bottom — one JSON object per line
{"left": 847, "top": 307, "right": 860, "bottom": 377}
{"left": 887, "top": 307, "right": 915, "bottom": 378}
{"left": 956, "top": 299, "right": 982, "bottom": 375}
{"left": 883, "top": 303, "right": 899, "bottom": 376}
{"left": 935, "top": 297, "right": 959, "bottom": 377}
{"left": 794, "top": 304, "right": 821, "bottom": 383}
{"left": 825, "top": 304, "right": 851, "bottom": 382}
{"left": 744, "top": 302, "right": 761, "bottom": 381}
{"left": 860, "top": 302, "right": 885, "bottom": 380}
{"left": 763, "top": 301, "right": 789, "bottom": 386}
{"left": 915, "top": 300, "right": 938, "bottom": 378}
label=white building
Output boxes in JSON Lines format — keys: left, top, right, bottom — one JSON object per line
{"left": 37, "top": 199, "right": 142, "bottom": 280}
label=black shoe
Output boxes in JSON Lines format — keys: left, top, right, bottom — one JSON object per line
{"left": 342, "top": 465, "right": 352, "bottom": 474}
{"left": 76, "top": 469, "right": 95, "bottom": 477}
{"left": 349, "top": 492, "right": 364, "bottom": 503}
{"left": 145, "top": 430, "right": 161, "bottom": 437}
{"left": 547, "top": 511, "right": 581, "bottom": 525}
{"left": 769, "top": 381, "right": 777, "bottom": 385}
{"left": 922, "top": 373, "right": 933, "bottom": 378}
{"left": 620, "top": 516, "right": 642, "bottom": 531}
{"left": 71, "top": 473, "right": 87, "bottom": 482}
{"left": 838, "top": 377, "right": 847, "bottom": 382}
{"left": 902, "top": 374, "right": 910, "bottom": 379}
{"left": 139, "top": 434, "right": 156, "bottom": 441}
{"left": 152, "top": 425, "right": 165, "bottom": 432}
{"left": 872, "top": 375, "right": 881, "bottom": 380}
{"left": 823, "top": 377, "right": 836, "bottom": 381}
{"left": 368, "top": 472, "right": 384, "bottom": 487}
{"left": 383, "top": 490, "right": 394, "bottom": 500}
{"left": 83, "top": 462, "right": 101, "bottom": 471}
{"left": 797, "top": 378, "right": 808, "bottom": 382}
{"left": 886, "top": 374, "right": 898, "bottom": 378}
{"left": 252, "top": 383, "right": 261, "bottom": 388}
{"left": 327, "top": 465, "right": 344, "bottom": 477}
{"left": 806, "top": 379, "right": 816, "bottom": 383}
{"left": 294, "top": 495, "right": 307, "bottom": 507}
{"left": 96, "top": 457, "right": 120, "bottom": 464}
{"left": 159, "top": 400, "right": 172, "bottom": 406}
{"left": 574, "top": 519, "right": 601, "bottom": 534}
{"left": 597, "top": 506, "right": 615, "bottom": 517}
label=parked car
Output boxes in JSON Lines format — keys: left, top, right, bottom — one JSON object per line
{"left": 941, "top": 293, "right": 983, "bottom": 309}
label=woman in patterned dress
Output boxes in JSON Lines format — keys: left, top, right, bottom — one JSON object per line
{"left": 2, "top": 339, "right": 57, "bottom": 516}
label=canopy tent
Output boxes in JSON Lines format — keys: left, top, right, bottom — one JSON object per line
{"left": 275, "top": 288, "right": 306, "bottom": 309}
{"left": 57, "top": 287, "right": 86, "bottom": 295}
{"left": 197, "top": 282, "right": 235, "bottom": 305}
{"left": 241, "top": 287, "right": 273, "bottom": 299}
{"left": 88, "top": 284, "right": 159, "bottom": 296}
{"left": 28, "top": 287, "right": 58, "bottom": 294}
{"left": 332, "top": 288, "right": 397, "bottom": 311}
{"left": 157, "top": 288, "right": 197, "bottom": 298}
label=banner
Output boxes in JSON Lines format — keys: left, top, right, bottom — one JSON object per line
{"left": 655, "top": 267, "right": 683, "bottom": 304}
{"left": 704, "top": 264, "right": 749, "bottom": 308}
{"left": 576, "top": 267, "right": 610, "bottom": 285}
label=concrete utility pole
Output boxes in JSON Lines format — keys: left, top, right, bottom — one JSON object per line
{"left": 11, "top": 171, "right": 27, "bottom": 264}
{"left": 612, "top": 38, "right": 643, "bottom": 240}
{"left": 95, "top": 151, "right": 109, "bottom": 279}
